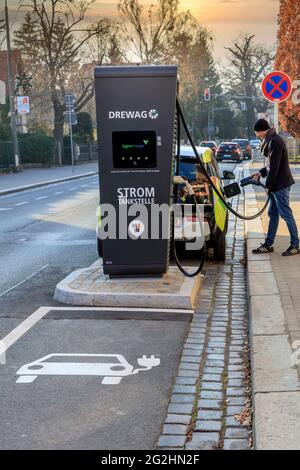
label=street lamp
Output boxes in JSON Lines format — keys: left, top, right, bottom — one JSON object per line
{"left": 4, "top": 0, "right": 20, "bottom": 171}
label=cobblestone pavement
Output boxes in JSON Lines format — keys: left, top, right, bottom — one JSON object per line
{"left": 157, "top": 185, "right": 252, "bottom": 450}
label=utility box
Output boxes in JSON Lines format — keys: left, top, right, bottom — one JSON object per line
{"left": 94, "top": 65, "right": 178, "bottom": 276}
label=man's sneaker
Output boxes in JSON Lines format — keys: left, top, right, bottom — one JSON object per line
{"left": 252, "top": 243, "right": 274, "bottom": 254}
{"left": 282, "top": 246, "right": 300, "bottom": 257}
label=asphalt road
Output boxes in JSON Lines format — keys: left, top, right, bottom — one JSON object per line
{"left": 0, "top": 161, "right": 239, "bottom": 450}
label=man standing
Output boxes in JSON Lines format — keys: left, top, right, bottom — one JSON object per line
{"left": 251, "top": 118, "right": 299, "bottom": 256}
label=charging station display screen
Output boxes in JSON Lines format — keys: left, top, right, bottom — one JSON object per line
{"left": 112, "top": 131, "right": 157, "bottom": 168}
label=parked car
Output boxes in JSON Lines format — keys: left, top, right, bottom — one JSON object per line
{"left": 174, "top": 145, "right": 232, "bottom": 261}
{"left": 250, "top": 139, "right": 261, "bottom": 149}
{"left": 199, "top": 141, "right": 217, "bottom": 155}
{"left": 232, "top": 139, "right": 252, "bottom": 160}
{"left": 216, "top": 142, "right": 242, "bottom": 162}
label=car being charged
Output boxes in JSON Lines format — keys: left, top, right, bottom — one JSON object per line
{"left": 173, "top": 145, "right": 234, "bottom": 261}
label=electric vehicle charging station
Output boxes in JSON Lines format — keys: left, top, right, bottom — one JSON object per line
{"left": 94, "top": 65, "right": 178, "bottom": 276}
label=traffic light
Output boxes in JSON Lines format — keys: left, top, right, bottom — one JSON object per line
{"left": 15, "top": 73, "right": 33, "bottom": 94}
{"left": 204, "top": 88, "right": 210, "bottom": 101}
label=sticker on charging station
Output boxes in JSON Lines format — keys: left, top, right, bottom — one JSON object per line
{"left": 128, "top": 219, "right": 145, "bottom": 239}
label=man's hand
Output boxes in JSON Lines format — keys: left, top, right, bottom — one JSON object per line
{"left": 251, "top": 172, "right": 261, "bottom": 182}
{"left": 265, "top": 188, "right": 270, "bottom": 196}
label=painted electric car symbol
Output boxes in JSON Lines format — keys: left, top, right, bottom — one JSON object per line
{"left": 16, "top": 353, "right": 160, "bottom": 385}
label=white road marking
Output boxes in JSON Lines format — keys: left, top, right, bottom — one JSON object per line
{"left": 0, "top": 305, "right": 193, "bottom": 355}
{"left": 15, "top": 201, "right": 28, "bottom": 206}
{"left": 36, "top": 196, "right": 47, "bottom": 200}
{"left": 0, "top": 208, "right": 12, "bottom": 211}
{"left": 0, "top": 264, "right": 49, "bottom": 298}
{"left": 15, "top": 353, "right": 160, "bottom": 384}
{"left": 1, "top": 306, "right": 50, "bottom": 353}
{"left": 54, "top": 191, "right": 63, "bottom": 195}
{"left": 68, "top": 188, "right": 76, "bottom": 191}
{"left": 80, "top": 185, "right": 88, "bottom": 188}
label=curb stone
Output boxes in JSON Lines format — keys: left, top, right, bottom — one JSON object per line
{"left": 0, "top": 171, "right": 98, "bottom": 196}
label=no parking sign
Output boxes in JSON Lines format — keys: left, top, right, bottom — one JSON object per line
{"left": 261, "top": 71, "right": 292, "bottom": 103}
{"left": 261, "top": 71, "right": 293, "bottom": 131}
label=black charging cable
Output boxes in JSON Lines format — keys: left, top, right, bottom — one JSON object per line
{"left": 172, "top": 194, "right": 206, "bottom": 277}
{"left": 176, "top": 98, "right": 270, "bottom": 221}
{"left": 172, "top": 113, "right": 206, "bottom": 278}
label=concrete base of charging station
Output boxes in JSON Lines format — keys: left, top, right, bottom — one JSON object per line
{"left": 54, "top": 260, "right": 202, "bottom": 311}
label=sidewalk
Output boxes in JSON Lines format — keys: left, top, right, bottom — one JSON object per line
{"left": 244, "top": 162, "right": 300, "bottom": 449}
{"left": 0, "top": 162, "right": 98, "bottom": 195}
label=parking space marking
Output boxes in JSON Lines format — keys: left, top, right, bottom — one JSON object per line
{"left": 54, "top": 191, "right": 63, "bottom": 195}
{"left": 0, "top": 208, "right": 12, "bottom": 211}
{"left": 36, "top": 196, "right": 47, "bottom": 200}
{"left": 0, "top": 306, "right": 193, "bottom": 355}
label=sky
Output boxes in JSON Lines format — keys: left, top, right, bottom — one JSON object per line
{"left": 4, "top": 0, "right": 280, "bottom": 62}
{"left": 89, "top": 0, "right": 280, "bottom": 61}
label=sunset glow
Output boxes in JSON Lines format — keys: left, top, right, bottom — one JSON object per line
{"left": 6, "top": 0, "right": 280, "bottom": 60}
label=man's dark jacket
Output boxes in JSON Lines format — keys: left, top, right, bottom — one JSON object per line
{"left": 259, "top": 128, "right": 295, "bottom": 191}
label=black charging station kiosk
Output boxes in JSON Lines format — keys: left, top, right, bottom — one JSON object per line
{"left": 94, "top": 65, "right": 178, "bottom": 276}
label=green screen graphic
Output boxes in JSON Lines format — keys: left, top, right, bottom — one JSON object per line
{"left": 113, "top": 131, "right": 157, "bottom": 169}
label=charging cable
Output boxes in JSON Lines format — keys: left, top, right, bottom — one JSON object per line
{"left": 176, "top": 98, "right": 270, "bottom": 221}
{"left": 172, "top": 175, "right": 206, "bottom": 277}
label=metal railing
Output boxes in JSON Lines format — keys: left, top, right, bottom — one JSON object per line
{"left": 0, "top": 141, "right": 14, "bottom": 169}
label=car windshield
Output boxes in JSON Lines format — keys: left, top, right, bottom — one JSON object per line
{"left": 219, "top": 144, "right": 238, "bottom": 149}
{"left": 233, "top": 140, "right": 249, "bottom": 147}
{"left": 200, "top": 142, "right": 214, "bottom": 148}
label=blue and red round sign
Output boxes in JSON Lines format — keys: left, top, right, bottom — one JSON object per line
{"left": 261, "top": 71, "right": 292, "bottom": 103}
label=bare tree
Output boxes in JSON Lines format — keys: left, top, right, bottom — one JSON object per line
{"left": 117, "top": 0, "right": 183, "bottom": 63}
{"left": 82, "top": 24, "right": 125, "bottom": 65}
{"left": 0, "top": 17, "right": 5, "bottom": 50}
{"left": 223, "top": 34, "right": 275, "bottom": 136}
{"left": 14, "top": 0, "right": 111, "bottom": 159}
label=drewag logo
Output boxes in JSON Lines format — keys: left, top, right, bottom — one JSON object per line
{"left": 108, "top": 109, "right": 159, "bottom": 120}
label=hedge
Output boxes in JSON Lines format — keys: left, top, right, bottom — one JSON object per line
{"left": 19, "top": 134, "right": 55, "bottom": 165}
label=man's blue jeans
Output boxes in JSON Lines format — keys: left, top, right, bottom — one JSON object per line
{"left": 266, "top": 187, "right": 299, "bottom": 247}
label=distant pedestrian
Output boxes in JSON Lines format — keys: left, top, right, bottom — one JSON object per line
{"left": 251, "top": 118, "right": 299, "bottom": 256}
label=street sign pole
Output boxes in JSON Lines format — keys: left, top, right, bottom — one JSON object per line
{"left": 64, "top": 93, "right": 76, "bottom": 174}
{"left": 67, "top": 96, "right": 75, "bottom": 174}
{"left": 274, "top": 102, "right": 279, "bottom": 133}
{"left": 5, "top": 0, "right": 20, "bottom": 172}
{"left": 69, "top": 114, "right": 74, "bottom": 174}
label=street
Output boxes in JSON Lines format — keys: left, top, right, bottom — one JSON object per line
{"left": 0, "top": 162, "right": 240, "bottom": 450}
